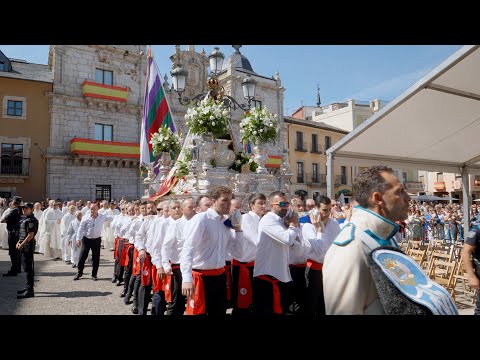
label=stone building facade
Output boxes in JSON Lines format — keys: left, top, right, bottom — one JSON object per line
{"left": 46, "top": 45, "right": 146, "bottom": 201}
{"left": 164, "top": 45, "right": 287, "bottom": 153}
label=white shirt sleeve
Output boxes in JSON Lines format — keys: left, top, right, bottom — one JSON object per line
{"left": 180, "top": 215, "right": 205, "bottom": 283}
{"left": 161, "top": 221, "right": 177, "bottom": 271}
{"left": 262, "top": 216, "right": 297, "bottom": 246}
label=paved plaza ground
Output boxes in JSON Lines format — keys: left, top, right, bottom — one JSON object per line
{"left": 0, "top": 247, "right": 476, "bottom": 315}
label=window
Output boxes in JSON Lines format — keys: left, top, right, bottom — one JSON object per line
{"left": 296, "top": 131, "right": 305, "bottom": 151}
{"left": 251, "top": 100, "right": 262, "bottom": 109}
{"left": 94, "top": 123, "right": 113, "bottom": 141}
{"left": 437, "top": 172, "right": 444, "bottom": 182}
{"left": 0, "top": 62, "right": 6, "bottom": 71}
{"left": 341, "top": 166, "right": 347, "bottom": 185}
{"left": 296, "top": 162, "right": 304, "bottom": 183}
{"left": 311, "top": 134, "right": 319, "bottom": 153}
{"left": 95, "top": 69, "right": 113, "bottom": 86}
{"left": 1, "top": 143, "right": 23, "bottom": 175}
{"left": 96, "top": 185, "right": 111, "bottom": 202}
{"left": 325, "top": 136, "right": 331, "bottom": 150}
{"left": 311, "top": 163, "right": 319, "bottom": 183}
{"left": 402, "top": 171, "right": 408, "bottom": 183}
{"left": 7, "top": 100, "right": 23, "bottom": 116}
{"left": 0, "top": 191, "right": 12, "bottom": 198}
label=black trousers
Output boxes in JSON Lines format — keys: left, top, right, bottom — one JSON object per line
{"left": 201, "top": 272, "right": 227, "bottom": 316}
{"left": 305, "top": 267, "right": 325, "bottom": 317}
{"left": 287, "top": 266, "right": 307, "bottom": 316}
{"left": 138, "top": 283, "right": 152, "bottom": 316}
{"left": 231, "top": 263, "right": 254, "bottom": 316}
{"left": 8, "top": 231, "right": 21, "bottom": 273}
{"left": 166, "top": 266, "right": 186, "bottom": 316}
{"left": 151, "top": 290, "right": 167, "bottom": 316}
{"left": 20, "top": 243, "right": 34, "bottom": 292}
{"left": 77, "top": 237, "right": 101, "bottom": 277}
{"left": 114, "top": 239, "right": 125, "bottom": 282}
{"left": 253, "top": 276, "right": 289, "bottom": 315}
{"left": 123, "top": 246, "right": 134, "bottom": 293}
{"left": 475, "top": 290, "right": 480, "bottom": 315}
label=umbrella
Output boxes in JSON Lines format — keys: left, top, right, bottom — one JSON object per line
{"left": 411, "top": 195, "right": 459, "bottom": 201}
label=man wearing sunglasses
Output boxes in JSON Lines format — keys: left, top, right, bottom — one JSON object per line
{"left": 253, "top": 191, "right": 302, "bottom": 315}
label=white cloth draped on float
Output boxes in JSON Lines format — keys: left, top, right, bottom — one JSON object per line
{"left": 40, "top": 208, "right": 64, "bottom": 259}
{"left": 60, "top": 213, "right": 76, "bottom": 262}
{"left": 33, "top": 209, "right": 43, "bottom": 253}
{"left": 67, "top": 218, "right": 82, "bottom": 265}
{"left": 0, "top": 207, "right": 10, "bottom": 250}
{"left": 101, "top": 208, "right": 119, "bottom": 250}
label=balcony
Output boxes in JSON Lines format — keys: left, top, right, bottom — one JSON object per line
{"left": 306, "top": 173, "right": 327, "bottom": 185}
{"left": 295, "top": 141, "right": 308, "bottom": 152}
{"left": 70, "top": 138, "right": 139, "bottom": 159}
{"left": 296, "top": 173, "right": 305, "bottom": 183}
{"left": 434, "top": 181, "right": 446, "bottom": 191}
{"left": 82, "top": 81, "right": 128, "bottom": 102}
{"left": 0, "top": 158, "right": 30, "bottom": 176}
{"left": 335, "top": 175, "right": 347, "bottom": 185}
{"left": 310, "top": 144, "right": 322, "bottom": 154}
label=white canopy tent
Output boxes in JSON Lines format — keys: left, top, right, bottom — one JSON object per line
{"left": 326, "top": 45, "right": 480, "bottom": 232}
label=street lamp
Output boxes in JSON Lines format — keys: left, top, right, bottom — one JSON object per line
{"left": 171, "top": 47, "right": 257, "bottom": 111}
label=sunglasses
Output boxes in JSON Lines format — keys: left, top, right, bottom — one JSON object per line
{"left": 157, "top": 208, "right": 162, "bottom": 211}
{"left": 271, "top": 201, "right": 290, "bottom": 207}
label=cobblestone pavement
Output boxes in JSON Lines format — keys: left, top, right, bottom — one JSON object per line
{"left": 0, "top": 246, "right": 476, "bottom": 315}
{"left": 0, "top": 247, "right": 134, "bottom": 315}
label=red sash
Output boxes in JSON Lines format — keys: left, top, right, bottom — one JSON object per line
{"left": 225, "top": 261, "right": 232, "bottom": 302}
{"left": 113, "top": 237, "right": 120, "bottom": 260}
{"left": 124, "top": 243, "right": 135, "bottom": 267}
{"left": 232, "top": 259, "right": 254, "bottom": 309}
{"left": 120, "top": 242, "right": 132, "bottom": 267}
{"left": 186, "top": 268, "right": 225, "bottom": 315}
{"left": 164, "top": 264, "right": 181, "bottom": 303}
{"left": 140, "top": 253, "right": 152, "bottom": 286}
{"left": 306, "top": 259, "right": 323, "bottom": 271}
{"left": 257, "top": 275, "right": 283, "bottom": 314}
{"left": 132, "top": 248, "right": 141, "bottom": 276}
{"left": 289, "top": 263, "right": 306, "bottom": 268}
{"left": 151, "top": 264, "right": 164, "bottom": 293}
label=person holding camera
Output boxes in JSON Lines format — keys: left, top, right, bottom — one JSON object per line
{"left": 1, "top": 196, "right": 23, "bottom": 276}
{"left": 16, "top": 202, "right": 39, "bottom": 299}
{"left": 461, "top": 224, "right": 480, "bottom": 315}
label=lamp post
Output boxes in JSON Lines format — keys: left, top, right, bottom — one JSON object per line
{"left": 170, "top": 47, "right": 257, "bottom": 111}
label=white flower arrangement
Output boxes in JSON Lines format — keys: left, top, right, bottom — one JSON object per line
{"left": 239, "top": 106, "right": 277, "bottom": 144}
{"left": 150, "top": 126, "right": 181, "bottom": 158}
{"left": 184, "top": 97, "right": 230, "bottom": 137}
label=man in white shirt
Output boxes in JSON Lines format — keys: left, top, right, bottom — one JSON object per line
{"left": 302, "top": 195, "right": 340, "bottom": 317}
{"left": 73, "top": 203, "right": 114, "bottom": 281}
{"left": 181, "top": 186, "right": 243, "bottom": 316}
{"left": 160, "top": 198, "right": 195, "bottom": 315}
{"left": 231, "top": 193, "right": 266, "bottom": 316}
{"left": 253, "top": 191, "right": 302, "bottom": 315}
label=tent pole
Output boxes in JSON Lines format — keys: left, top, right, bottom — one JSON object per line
{"left": 327, "top": 152, "right": 334, "bottom": 199}
{"left": 461, "top": 167, "right": 471, "bottom": 235}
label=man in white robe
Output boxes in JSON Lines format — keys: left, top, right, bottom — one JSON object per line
{"left": 33, "top": 202, "right": 44, "bottom": 253}
{"left": 66, "top": 211, "right": 83, "bottom": 267}
{"left": 40, "top": 200, "right": 64, "bottom": 260}
{"left": 61, "top": 205, "right": 77, "bottom": 263}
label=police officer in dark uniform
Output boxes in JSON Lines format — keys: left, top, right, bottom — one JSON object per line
{"left": 461, "top": 222, "right": 480, "bottom": 315}
{"left": 16, "top": 202, "right": 39, "bottom": 299}
{"left": 1, "top": 196, "right": 23, "bottom": 276}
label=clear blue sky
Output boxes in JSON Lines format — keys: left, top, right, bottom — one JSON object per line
{"left": 0, "top": 45, "right": 462, "bottom": 115}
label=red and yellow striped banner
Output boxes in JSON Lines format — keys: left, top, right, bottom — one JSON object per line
{"left": 265, "top": 155, "right": 282, "bottom": 168}
{"left": 82, "top": 81, "right": 128, "bottom": 102}
{"left": 70, "top": 138, "right": 139, "bottom": 158}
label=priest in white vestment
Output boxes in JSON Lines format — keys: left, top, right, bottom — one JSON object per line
{"left": 61, "top": 204, "right": 77, "bottom": 263}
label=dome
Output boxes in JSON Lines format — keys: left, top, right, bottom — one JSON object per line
{"left": 221, "top": 52, "right": 256, "bottom": 74}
